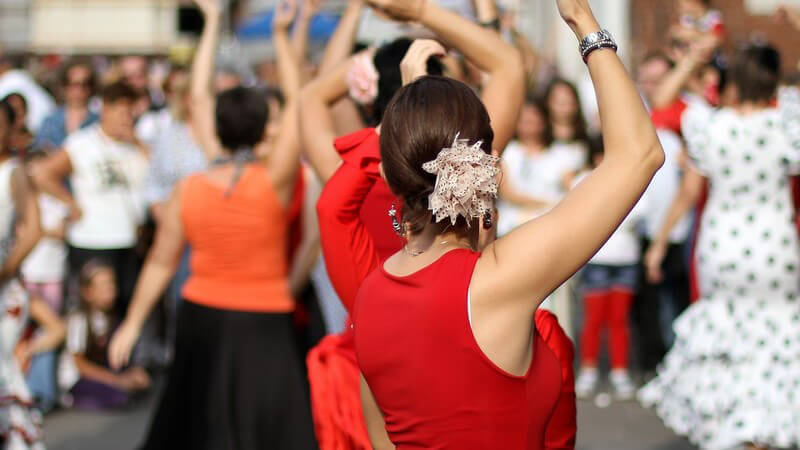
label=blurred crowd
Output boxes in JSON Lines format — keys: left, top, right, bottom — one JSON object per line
{"left": 1, "top": 0, "right": 800, "bottom": 449}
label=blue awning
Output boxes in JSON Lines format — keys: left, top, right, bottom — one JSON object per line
{"left": 236, "top": 10, "right": 341, "bottom": 41}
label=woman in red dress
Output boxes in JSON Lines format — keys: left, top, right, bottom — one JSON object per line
{"left": 302, "top": 1, "right": 579, "bottom": 449}
{"left": 341, "top": 0, "right": 664, "bottom": 448}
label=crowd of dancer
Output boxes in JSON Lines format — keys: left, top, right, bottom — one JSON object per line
{"left": 1, "top": 0, "right": 800, "bottom": 449}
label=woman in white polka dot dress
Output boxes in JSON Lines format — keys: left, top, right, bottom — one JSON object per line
{"left": 640, "top": 44, "right": 800, "bottom": 450}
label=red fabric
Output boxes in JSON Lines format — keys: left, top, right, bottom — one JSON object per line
{"left": 333, "top": 128, "right": 403, "bottom": 260}
{"left": 650, "top": 99, "right": 688, "bottom": 136}
{"left": 535, "top": 310, "right": 577, "bottom": 450}
{"left": 688, "top": 183, "right": 708, "bottom": 303}
{"left": 310, "top": 128, "right": 576, "bottom": 449}
{"left": 354, "top": 250, "right": 562, "bottom": 450}
{"left": 306, "top": 330, "right": 371, "bottom": 450}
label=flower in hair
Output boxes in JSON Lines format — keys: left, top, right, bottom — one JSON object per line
{"left": 422, "top": 134, "right": 500, "bottom": 226}
{"left": 346, "top": 52, "right": 379, "bottom": 105}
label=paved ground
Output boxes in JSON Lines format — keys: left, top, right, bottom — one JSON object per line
{"left": 43, "top": 385, "right": 695, "bottom": 450}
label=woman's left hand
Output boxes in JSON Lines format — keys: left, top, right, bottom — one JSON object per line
{"left": 273, "top": 0, "right": 298, "bottom": 31}
{"left": 400, "top": 39, "right": 446, "bottom": 85}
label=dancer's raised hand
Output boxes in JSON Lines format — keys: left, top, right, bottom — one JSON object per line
{"left": 401, "top": 39, "right": 446, "bottom": 85}
{"left": 366, "top": 0, "right": 426, "bottom": 22}
{"left": 555, "top": 0, "right": 600, "bottom": 38}
{"left": 274, "top": 0, "right": 298, "bottom": 30}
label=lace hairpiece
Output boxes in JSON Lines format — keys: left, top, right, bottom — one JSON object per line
{"left": 422, "top": 134, "right": 500, "bottom": 227}
{"left": 346, "top": 52, "right": 379, "bottom": 106}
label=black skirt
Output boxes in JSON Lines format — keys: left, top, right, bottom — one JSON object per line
{"left": 142, "top": 301, "right": 318, "bottom": 450}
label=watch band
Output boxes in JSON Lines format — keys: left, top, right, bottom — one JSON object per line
{"left": 579, "top": 29, "right": 618, "bottom": 63}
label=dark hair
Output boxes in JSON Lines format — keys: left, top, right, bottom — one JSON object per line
{"left": 79, "top": 258, "right": 115, "bottom": 290}
{"left": 728, "top": 44, "right": 780, "bottom": 103}
{"left": 101, "top": 81, "right": 140, "bottom": 104}
{"left": 371, "top": 38, "right": 445, "bottom": 126}
{"left": 0, "top": 100, "right": 15, "bottom": 126}
{"left": 520, "top": 95, "right": 554, "bottom": 148}
{"left": 215, "top": 86, "right": 269, "bottom": 150}
{"left": 544, "top": 78, "right": 590, "bottom": 145}
{"left": 381, "top": 76, "right": 493, "bottom": 234}
{"left": 60, "top": 58, "right": 96, "bottom": 93}
{"left": 588, "top": 134, "right": 605, "bottom": 168}
{"left": 1, "top": 93, "right": 27, "bottom": 116}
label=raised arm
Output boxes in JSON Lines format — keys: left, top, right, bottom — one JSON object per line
{"left": 473, "top": 0, "right": 664, "bottom": 313}
{"left": 316, "top": 160, "right": 380, "bottom": 312}
{"left": 319, "top": 0, "right": 365, "bottom": 73}
{"left": 190, "top": 0, "right": 224, "bottom": 160}
{"left": 109, "top": 186, "right": 185, "bottom": 369}
{"left": 292, "top": 0, "right": 319, "bottom": 71}
{"left": 473, "top": 0, "right": 500, "bottom": 29}
{"left": 650, "top": 33, "right": 715, "bottom": 109}
{"left": 299, "top": 56, "right": 357, "bottom": 182}
{"left": 370, "top": 0, "right": 525, "bottom": 152}
{"left": 265, "top": 0, "right": 304, "bottom": 205}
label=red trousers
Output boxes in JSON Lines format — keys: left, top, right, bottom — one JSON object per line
{"left": 580, "top": 289, "right": 633, "bottom": 369}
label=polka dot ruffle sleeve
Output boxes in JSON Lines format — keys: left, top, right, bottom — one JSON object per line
{"left": 680, "top": 101, "right": 714, "bottom": 174}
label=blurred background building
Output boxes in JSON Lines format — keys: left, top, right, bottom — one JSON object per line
{"left": 1, "top": 0, "right": 799, "bottom": 79}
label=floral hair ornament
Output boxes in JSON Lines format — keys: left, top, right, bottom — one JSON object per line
{"left": 346, "top": 52, "right": 379, "bottom": 105}
{"left": 422, "top": 134, "right": 500, "bottom": 227}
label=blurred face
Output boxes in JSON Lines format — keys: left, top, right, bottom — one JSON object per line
{"left": 638, "top": 58, "right": 671, "bottom": 102}
{"left": 82, "top": 268, "right": 117, "bottom": 312}
{"left": 548, "top": 83, "right": 578, "bottom": 124}
{"left": 64, "top": 65, "right": 93, "bottom": 106}
{"left": 120, "top": 56, "right": 148, "bottom": 90}
{"left": 101, "top": 99, "right": 135, "bottom": 141}
{"left": 6, "top": 95, "right": 26, "bottom": 130}
{"left": 516, "top": 104, "right": 546, "bottom": 143}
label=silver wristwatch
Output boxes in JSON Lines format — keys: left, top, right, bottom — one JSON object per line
{"left": 579, "top": 29, "right": 618, "bottom": 63}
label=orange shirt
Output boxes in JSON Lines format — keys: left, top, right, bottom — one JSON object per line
{"left": 180, "top": 165, "right": 293, "bottom": 313}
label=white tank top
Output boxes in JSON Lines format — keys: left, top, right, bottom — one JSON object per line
{"left": 0, "top": 158, "right": 18, "bottom": 263}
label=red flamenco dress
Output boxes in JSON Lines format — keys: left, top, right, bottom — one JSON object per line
{"left": 307, "top": 128, "right": 577, "bottom": 449}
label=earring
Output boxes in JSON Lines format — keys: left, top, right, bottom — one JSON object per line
{"left": 482, "top": 211, "right": 493, "bottom": 230}
{"left": 389, "top": 205, "right": 405, "bottom": 237}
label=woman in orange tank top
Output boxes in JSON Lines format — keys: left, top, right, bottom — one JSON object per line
{"left": 106, "top": 1, "right": 317, "bottom": 448}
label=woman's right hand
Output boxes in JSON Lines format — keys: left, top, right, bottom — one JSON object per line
{"left": 366, "top": 0, "right": 426, "bottom": 22}
{"left": 554, "top": 0, "right": 599, "bottom": 38}
{"left": 108, "top": 320, "right": 142, "bottom": 370}
{"left": 400, "top": 39, "right": 446, "bottom": 85}
{"left": 644, "top": 241, "right": 667, "bottom": 283}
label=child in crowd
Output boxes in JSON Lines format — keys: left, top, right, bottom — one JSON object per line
{"left": 573, "top": 138, "right": 648, "bottom": 400}
{"left": 60, "top": 259, "right": 150, "bottom": 410}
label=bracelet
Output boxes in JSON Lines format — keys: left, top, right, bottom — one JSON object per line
{"left": 479, "top": 18, "right": 501, "bottom": 31}
{"left": 579, "top": 29, "right": 618, "bottom": 63}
